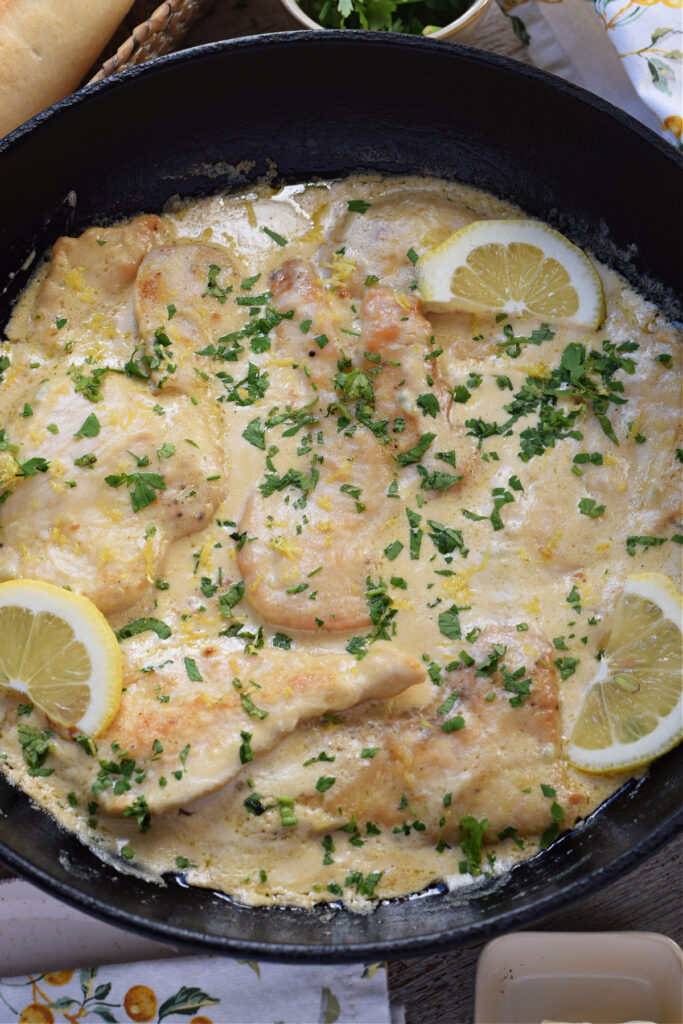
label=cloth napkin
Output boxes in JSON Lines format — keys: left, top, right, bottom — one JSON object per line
{"left": 0, "top": 879, "right": 396, "bottom": 1024}
{"left": 495, "top": 0, "right": 683, "bottom": 147}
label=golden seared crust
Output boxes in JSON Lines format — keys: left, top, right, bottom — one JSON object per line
{"left": 301, "top": 627, "right": 585, "bottom": 839}
{"left": 133, "top": 242, "right": 246, "bottom": 393}
{"left": 0, "top": 373, "right": 225, "bottom": 614}
{"left": 31, "top": 215, "right": 173, "bottom": 358}
{"left": 319, "top": 189, "right": 477, "bottom": 298}
{"left": 94, "top": 639, "right": 424, "bottom": 814}
{"left": 236, "top": 427, "right": 392, "bottom": 631}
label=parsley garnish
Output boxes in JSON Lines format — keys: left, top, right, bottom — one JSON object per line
{"left": 262, "top": 226, "right": 288, "bottom": 246}
{"left": 104, "top": 458, "right": 166, "bottom": 512}
{"left": 579, "top": 497, "right": 605, "bottom": 517}
{"left": 218, "top": 582, "right": 245, "bottom": 617}
{"left": 416, "top": 392, "right": 439, "bottom": 418}
{"left": 183, "top": 657, "right": 203, "bottom": 682}
{"left": 205, "top": 264, "right": 232, "bottom": 303}
{"left": 242, "top": 417, "right": 266, "bottom": 450}
{"left": 438, "top": 605, "right": 462, "bottom": 641}
{"left": 18, "top": 723, "right": 54, "bottom": 776}
{"left": 68, "top": 364, "right": 108, "bottom": 402}
{"left": 73, "top": 412, "right": 100, "bottom": 438}
{"left": 384, "top": 540, "right": 404, "bottom": 561}
{"left": 395, "top": 432, "right": 436, "bottom": 467}
{"left": 122, "top": 795, "right": 151, "bottom": 833}
{"left": 115, "top": 618, "right": 172, "bottom": 641}
{"left": 459, "top": 815, "right": 488, "bottom": 875}
{"left": 626, "top": 535, "right": 666, "bottom": 556}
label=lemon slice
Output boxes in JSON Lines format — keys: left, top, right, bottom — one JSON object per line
{"left": 0, "top": 579, "right": 122, "bottom": 736}
{"left": 567, "top": 573, "right": 682, "bottom": 774}
{"left": 416, "top": 219, "right": 606, "bottom": 328}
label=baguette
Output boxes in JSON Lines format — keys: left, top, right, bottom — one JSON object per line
{"left": 0, "top": 0, "right": 135, "bottom": 139}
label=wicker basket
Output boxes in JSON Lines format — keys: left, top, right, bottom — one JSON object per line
{"left": 89, "top": 0, "right": 214, "bottom": 84}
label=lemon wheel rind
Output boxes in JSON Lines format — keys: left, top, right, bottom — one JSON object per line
{"left": 0, "top": 579, "right": 122, "bottom": 735}
{"left": 622, "top": 572, "right": 683, "bottom": 630}
{"left": 567, "top": 711, "right": 683, "bottom": 774}
{"left": 417, "top": 218, "right": 605, "bottom": 328}
{"left": 567, "top": 572, "right": 682, "bottom": 774}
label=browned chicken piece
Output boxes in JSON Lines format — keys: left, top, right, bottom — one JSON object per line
{"left": 0, "top": 373, "right": 225, "bottom": 615}
{"left": 503, "top": 343, "right": 682, "bottom": 573}
{"left": 91, "top": 639, "right": 425, "bottom": 815}
{"left": 269, "top": 258, "right": 357, "bottom": 396}
{"left": 133, "top": 241, "right": 247, "bottom": 393}
{"left": 359, "top": 285, "right": 450, "bottom": 455}
{"left": 236, "top": 429, "right": 393, "bottom": 631}
{"left": 319, "top": 189, "right": 477, "bottom": 297}
{"left": 361, "top": 284, "right": 442, "bottom": 449}
{"left": 361, "top": 285, "right": 480, "bottom": 483}
{"left": 297, "top": 626, "right": 587, "bottom": 840}
{"left": 29, "top": 215, "right": 174, "bottom": 358}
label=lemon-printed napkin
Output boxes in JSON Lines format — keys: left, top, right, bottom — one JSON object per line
{"left": 0, "top": 880, "right": 395, "bottom": 1024}
{"left": 0, "top": 959, "right": 393, "bottom": 1024}
{"left": 495, "top": 0, "right": 682, "bottom": 147}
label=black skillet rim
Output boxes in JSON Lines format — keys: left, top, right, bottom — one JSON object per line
{"left": 0, "top": 31, "right": 681, "bottom": 963}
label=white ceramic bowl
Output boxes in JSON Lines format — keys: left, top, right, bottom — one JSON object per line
{"left": 474, "top": 931, "right": 683, "bottom": 1024}
{"left": 279, "top": 0, "right": 493, "bottom": 45}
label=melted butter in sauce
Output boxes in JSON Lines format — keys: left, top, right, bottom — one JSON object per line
{"left": 0, "top": 176, "right": 681, "bottom": 910}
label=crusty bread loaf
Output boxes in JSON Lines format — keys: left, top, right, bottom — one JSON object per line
{"left": 0, "top": 0, "right": 135, "bottom": 139}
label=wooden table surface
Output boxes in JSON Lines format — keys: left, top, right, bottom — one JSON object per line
{"left": 2, "top": 3, "right": 681, "bottom": 1021}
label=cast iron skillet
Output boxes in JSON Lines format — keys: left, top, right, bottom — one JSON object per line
{"left": 0, "top": 32, "right": 681, "bottom": 963}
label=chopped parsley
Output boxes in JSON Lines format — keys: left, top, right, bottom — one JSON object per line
{"left": 73, "top": 412, "right": 100, "bottom": 438}
{"left": 579, "top": 497, "right": 605, "bottom": 517}
{"left": 115, "top": 618, "right": 172, "bottom": 642}
{"left": 262, "top": 226, "right": 288, "bottom": 247}
{"left": 438, "top": 605, "right": 462, "bottom": 641}
{"left": 18, "top": 723, "right": 54, "bottom": 777}
{"left": 459, "top": 815, "right": 488, "bottom": 875}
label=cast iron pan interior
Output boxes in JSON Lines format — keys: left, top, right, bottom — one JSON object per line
{"left": 0, "top": 33, "right": 681, "bottom": 962}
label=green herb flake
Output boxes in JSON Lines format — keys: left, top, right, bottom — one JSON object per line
{"left": 74, "top": 412, "right": 100, "bottom": 438}
{"left": 579, "top": 497, "right": 606, "bottom": 518}
{"left": 438, "top": 605, "right": 462, "bottom": 641}
{"left": 540, "top": 821, "right": 560, "bottom": 850}
{"left": 441, "top": 715, "right": 466, "bottom": 733}
{"left": 459, "top": 814, "right": 488, "bottom": 875}
{"left": 262, "top": 226, "right": 288, "bottom": 247}
{"left": 395, "top": 432, "right": 436, "bottom": 467}
{"left": 183, "top": 656, "right": 203, "bottom": 682}
{"left": 554, "top": 656, "right": 579, "bottom": 680}
{"left": 416, "top": 392, "right": 439, "bottom": 418}
{"left": 626, "top": 535, "right": 666, "bottom": 556}
{"left": 115, "top": 617, "right": 172, "bottom": 641}
{"left": 18, "top": 723, "right": 54, "bottom": 776}
{"left": 242, "top": 417, "right": 266, "bottom": 450}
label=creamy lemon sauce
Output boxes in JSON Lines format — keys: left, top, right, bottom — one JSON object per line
{"left": 0, "top": 176, "right": 680, "bottom": 909}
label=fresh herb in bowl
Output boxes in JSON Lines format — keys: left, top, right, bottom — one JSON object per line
{"left": 299, "top": 0, "right": 474, "bottom": 34}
